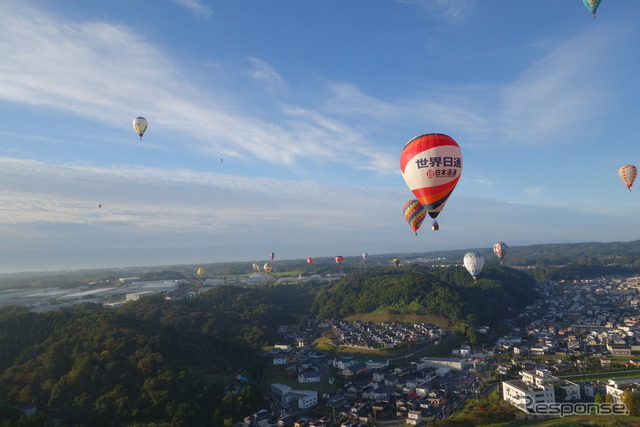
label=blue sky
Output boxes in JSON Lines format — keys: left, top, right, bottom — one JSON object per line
{"left": 0, "top": 0, "right": 638, "bottom": 273}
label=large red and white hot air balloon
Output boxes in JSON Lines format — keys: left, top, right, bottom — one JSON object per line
{"left": 618, "top": 165, "right": 637, "bottom": 192}
{"left": 400, "top": 133, "right": 463, "bottom": 222}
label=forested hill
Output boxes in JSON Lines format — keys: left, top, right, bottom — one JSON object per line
{"left": 310, "top": 264, "right": 537, "bottom": 329}
{"left": 0, "top": 286, "right": 296, "bottom": 426}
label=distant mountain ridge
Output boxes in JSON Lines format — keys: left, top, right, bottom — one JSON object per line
{"left": 2, "top": 239, "right": 640, "bottom": 289}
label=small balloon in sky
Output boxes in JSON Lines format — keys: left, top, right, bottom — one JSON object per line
{"left": 618, "top": 165, "right": 637, "bottom": 192}
{"left": 403, "top": 199, "right": 427, "bottom": 236}
{"left": 583, "top": 0, "right": 602, "bottom": 17}
{"left": 463, "top": 252, "right": 484, "bottom": 281}
{"left": 132, "top": 117, "right": 148, "bottom": 140}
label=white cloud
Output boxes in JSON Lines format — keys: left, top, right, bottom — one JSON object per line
{"left": 498, "top": 30, "right": 614, "bottom": 145}
{"left": 245, "top": 57, "right": 285, "bottom": 91}
{"left": 170, "top": 0, "right": 214, "bottom": 17}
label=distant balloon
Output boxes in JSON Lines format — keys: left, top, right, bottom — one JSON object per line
{"left": 263, "top": 263, "right": 273, "bottom": 274}
{"left": 463, "top": 252, "right": 484, "bottom": 281}
{"left": 362, "top": 252, "right": 369, "bottom": 261}
{"left": 493, "top": 242, "right": 508, "bottom": 264}
{"left": 197, "top": 267, "right": 205, "bottom": 276}
{"left": 618, "top": 165, "right": 637, "bottom": 192}
{"left": 403, "top": 199, "right": 427, "bottom": 235}
{"left": 392, "top": 258, "right": 400, "bottom": 267}
{"left": 132, "top": 117, "right": 148, "bottom": 140}
{"left": 431, "top": 220, "right": 439, "bottom": 231}
{"left": 400, "top": 133, "right": 463, "bottom": 221}
{"left": 252, "top": 263, "right": 259, "bottom": 271}
{"left": 583, "top": 0, "right": 601, "bottom": 17}
{"left": 306, "top": 257, "right": 313, "bottom": 265}
{"left": 269, "top": 252, "right": 275, "bottom": 260}
{"left": 98, "top": 204, "right": 102, "bottom": 209}
{"left": 335, "top": 256, "right": 344, "bottom": 264}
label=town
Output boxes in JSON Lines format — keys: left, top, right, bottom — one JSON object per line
{"left": 238, "top": 275, "right": 640, "bottom": 426}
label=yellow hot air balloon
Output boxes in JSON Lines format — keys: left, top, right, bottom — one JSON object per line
{"left": 197, "top": 267, "right": 205, "bottom": 276}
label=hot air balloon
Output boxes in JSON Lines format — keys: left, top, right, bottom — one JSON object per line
{"left": 493, "top": 242, "right": 508, "bottom": 264}
{"left": 463, "top": 252, "right": 484, "bottom": 281}
{"left": 583, "top": 0, "right": 601, "bottom": 17}
{"left": 618, "top": 165, "right": 637, "bottom": 192}
{"left": 403, "top": 199, "right": 427, "bottom": 235}
{"left": 98, "top": 204, "right": 102, "bottom": 209}
{"left": 306, "top": 257, "right": 313, "bottom": 265}
{"left": 335, "top": 256, "right": 344, "bottom": 264}
{"left": 269, "top": 252, "right": 275, "bottom": 260}
{"left": 362, "top": 252, "right": 369, "bottom": 261}
{"left": 263, "top": 262, "right": 273, "bottom": 274}
{"left": 197, "top": 267, "right": 205, "bottom": 276}
{"left": 252, "top": 263, "right": 259, "bottom": 271}
{"left": 393, "top": 258, "right": 400, "bottom": 267}
{"left": 400, "top": 133, "right": 462, "bottom": 223}
{"left": 431, "top": 220, "right": 439, "bottom": 231}
{"left": 132, "top": 117, "right": 148, "bottom": 140}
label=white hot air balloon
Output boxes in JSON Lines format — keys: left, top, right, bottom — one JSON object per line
{"left": 132, "top": 117, "right": 148, "bottom": 140}
{"left": 618, "top": 165, "right": 637, "bottom": 192}
{"left": 463, "top": 252, "right": 484, "bottom": 281}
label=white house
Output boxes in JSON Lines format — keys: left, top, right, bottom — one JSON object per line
{"left": 298, "top": 370, "right": 321, "bottom": 384}
{"left": 406, "top": 410, "right": 423, "bottom": 425}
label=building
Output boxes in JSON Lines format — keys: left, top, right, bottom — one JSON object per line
{"left": 419, "top": 357, "right": 466, "bottom": 371}
{"left": 270, "top": 383, "right": 317, "bottom": 410}
{"left": 406, "top": 410, "right": 423, "bottom": 425}
{"left": 605, "top": 378, "right": 640, "bottom": 403}
{"left": 502, "top": 368, "right": 556, "bottom": 412}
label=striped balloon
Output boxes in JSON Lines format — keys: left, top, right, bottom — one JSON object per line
{"left": 400, "top": 134, "right": 462, "bottom": 219}
{"left": 403, "top": 199, "right": 427, "bottom": 235}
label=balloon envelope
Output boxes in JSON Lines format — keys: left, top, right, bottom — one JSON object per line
{"left": 393, "top": 258, "right": 400, "bottom": 267}
{"left": 197, "top": 267, "right": 205, "bottom": 276}
{"left": 132, "top": 117, "right": 148, "bottom": 139}
{"left": 362, "top": 252, "right": 368, "bottom": 261}
{"left": 463, "top": 252, "right": 484, "bottom": 280}
{"left": 306, "top": 257, "right": 313, "bottom": 265}
{"left": 335, "top": 256, "right": 344, "bottom": 264}
{"left": 269, "top": 252, "right": 275, "bottom": 260}
{"left": 263, "top": 263, "right": 273, "bottom": 273}
{"left": 618, "top": 165, "right": 637, "bottom": 191}
{"left": 400, "top": 133, "right": 462, "bottom": 219}
{"left": 583, "top": 0, "right": 601, "bottom": 15}
{"left": 493, "top": 242, "right": 508, "bottom": 262}
{"left": 403, "top": 199, "right": 427, "bottom": 235}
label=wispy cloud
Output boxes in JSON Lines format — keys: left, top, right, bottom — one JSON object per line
{"left": 396, "top": 0, "right": 475, "bottom": 25}
{"left": 245, "top": 57, "right": 285, "bottom": 91}
{"left": 169, "top": 0, "right": 214, "bottom": 18}
{"left": 0, "top": 2, "right": 386, "bottom": 172}
{"left": 497, "top": 29, "right": 615, "bottom": 145}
